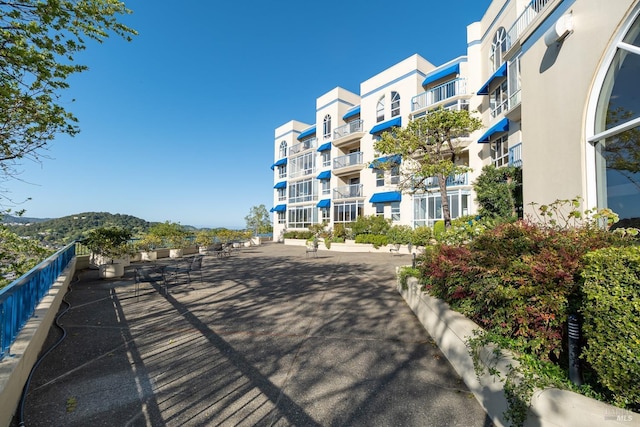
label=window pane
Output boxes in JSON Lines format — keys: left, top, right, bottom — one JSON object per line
{"left": 597, "top": 126, "right": 640, "bottom": 223}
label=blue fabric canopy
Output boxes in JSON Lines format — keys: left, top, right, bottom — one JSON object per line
{"left": 316, "top": 170, "right": 331, "bottom": 180}
{"left": 369, "top": 117, "right": 401, "bottom": 135}
{"left": 343, "top": 106, "right": 361, "bottom": 120}
{"left": 478, "top": 118, "right": 510, "bottom": 143}
{"left": 270, "top": 204, "right": 286, "bottom": 213}
{"left": 422, "top": 63, "right": 460, "bottom": 87}
{"left": 271, "top": 158, "right": 287, "bottom": 170}
{"left": 317, "top": 142, "right": 332, "bottom": 152}
{"left": 369, "top": 191, "right": 402, "bottom": 203}
{"left": 477, "top": 62, "right": 507, "bottom": 95}
{"left": 369, "top": 154, "right": 402, "bottom": 168}
{"left": 273, "top": 181, "right": 286, "bottom": 189}
{"left": 297, "top": 126, "right": 316, "bottom": 141}
{"left": 317, "top": 199, "right": 331, "bottom": 208}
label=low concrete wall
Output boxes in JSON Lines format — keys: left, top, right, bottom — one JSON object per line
{"left": 398, "top": 277, "right": 639, "bottom": 427}
{"left": 0, "top": 258, "right": 77, "bottom": 427}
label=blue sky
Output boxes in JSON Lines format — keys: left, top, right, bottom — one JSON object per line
{"left": 5, "top": 0, "right": 491, "bottom": 229}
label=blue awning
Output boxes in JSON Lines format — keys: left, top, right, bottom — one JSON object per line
{"left": 270, "top": 204, "right": 286, "bottom": 213}
{"left": 369, "top": 154, "right": 402, "bottom": 168}
{"left": 478, "top": 118, "right": 510, "bottom": 143}
{"left": 316, "top": 170, "right": 331, "bottom": 180}
{"left": 369, "top": 191, "right": 402, "bottom": 203}
{"left": 297, "top": 126, "right": 316, "bottom": 141}
{"left": 369, "top": 117, "right": 401, "bottom": 135}
{"left": 271, "top": 158, "right": 287, "bottom": 170}
{"left": 273, "top": 181, "right": 286, "bottom": 189}
{"left": 317, "top": 199, "right": 331, "bottom": 208}
{"left": 422, "top": 63, "right": 460, "bottom": 87}
{"left": 477, "top": 62, "right": 507, "bottom": 95}
{"left": 343, "top": 106, "right": 360, "bottom": 120}
{"left": 317, "top": 142, "right": 332, "bottom": 152}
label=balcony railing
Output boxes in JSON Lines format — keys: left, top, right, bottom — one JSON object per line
{"left": 507, "top": 0, "right": 552, "bottom": 49}
{"left": 333, "top": 152, "right": 363, "bottom": 170}
{"left": 333, "top": 120, "right": 364, "bottom": 140}
{"left": 411, "top": 78, "right": 467, "bottom": 112}
{"left": 333, "top": 184, "right": 363, "bottom": 199}
{"left": 1, "top": 243, "right": 75, "bottom": 360}
{"left": 289, "top": 167, "right": 315, "bottom": 179}
{"left": 424, "top": 172, "right": 469, "bottom": 189}
{"left": 289, "top": 138, "right": 317, "bottom": 155}
{"left": 509, "top": 142, "right": 523, "bottom": 167}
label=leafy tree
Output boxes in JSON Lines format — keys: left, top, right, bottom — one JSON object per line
{"left": 0, "top": 0, "right": 136, "bottom": 192}
{"left": 375, "top": 107, "right": 482, "bottom": 228}
{"left": 245, "top": 204, "right": 272, "bottom": 235}
{"left": 0, "top": 225, "right": 52, "bottom": 289}
{"left": 474, "top": 164, "right": 522, "bottom": 219}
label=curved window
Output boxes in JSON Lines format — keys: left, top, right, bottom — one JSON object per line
{"left": 376, "top": 96, "right": 385, "bottom": 123}
{"left": 490, "top": 27, "right": 507, "bottom": 72}
{"left": 391, "top": 91, "right": 401, "bottom": 117}
{"left": 323, "top": 114, "right": 332, "bottom": 139}
{"left": 589, "top": 11, "right": 640, "bottom": 224}
{"left": 279, "top": 141, "right": 287, "bottom": 158}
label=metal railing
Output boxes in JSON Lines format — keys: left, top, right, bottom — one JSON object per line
{"left": 333, "top": 152, "right": 363, "bottom": 170}
{"left": 411, "top": 78, "right": 467, "bottom": 112}
{"left": 509, "top": 143, "right": 523, "bottom": 167}
{"left": 333, "top": 119, "right": 364, "bottom": 140}
{"left": 0, "top": 242, "right": 75, "bottom": 360}
{"left": 424, "top": 172, "right": 469, "bottom": 189}
{"left": 333, "top": 184, "right": 363, "bottom": 199}
{"left": 507, "top": 0, "right": 552, "bottom": 49}
{"left": 289, "top": 138, "right": 317, "bottom": 155}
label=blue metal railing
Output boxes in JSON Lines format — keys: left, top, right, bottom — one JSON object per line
{"left": 0, "top": 242, "right": 75, "bottom": 360}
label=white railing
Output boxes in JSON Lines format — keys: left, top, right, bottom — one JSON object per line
{"left": 289, "top": 138, "right": 317, "bottom": 155}
{"left": 289, "top": 167, "right": 315, "bottom": 179}
{"left": 333, "top": 119, "right": 364, "bottom": 140}
{"left": 509, "top": 143, "right": 523, "bottom": 167}
{"left": 333, "top": 152, "right": 363, "bottom": 170}
{"left": 509, "top": 89, "right": 521, "bottom": 111}
{"left": 507, "top": 0, "right": 552, "bottom": 49}
{"left": 333, "top": 184, "right": 363, "bottom": 199}
{"left": 411, "top": 78, "right": 467, "bottom": 112}
{"left": 424, "top": 172, "right": 469, "bottom": 189}
{"left": 491, "top": 98, "right": 509, "bottom": 118}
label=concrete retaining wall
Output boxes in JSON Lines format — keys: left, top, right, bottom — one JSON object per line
{"left": 398, "top": 277, "right": 639, "bottom": 427}
{"left": 0, "top": 258, "right": 77, "bottom": 427}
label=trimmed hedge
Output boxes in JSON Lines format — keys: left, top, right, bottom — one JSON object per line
{"left": 354, "top": 234, "right": 388, "bottom": 248}
{"left": 580, "top": 246, "right": 640, "bottom": 409}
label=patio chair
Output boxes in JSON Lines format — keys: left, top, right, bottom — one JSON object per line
{"left": 164, "top": 255, "right": 204, "bottom": 285}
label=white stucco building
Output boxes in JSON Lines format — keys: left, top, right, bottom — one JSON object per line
{"left": 272, "top": 0, "right": 640, "bottom": 239}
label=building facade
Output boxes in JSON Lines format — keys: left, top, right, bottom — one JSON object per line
{"left": 272, "top": 0, "right": 640, "bottom": 239}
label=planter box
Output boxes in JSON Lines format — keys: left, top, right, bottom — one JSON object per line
{"left": 141, "top": 251, "right": 158, "bottom": 262}
{"left": 398, "top": 277, "right": 639, "bottom": 427}
{"left": 98, "top": 263, "right": 125, "bottom": 279}
{"left": 169, "top": 248, "right": 184, "bottom": 259}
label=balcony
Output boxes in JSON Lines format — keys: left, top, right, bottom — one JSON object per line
{"left": 333, "top": 120, "right": 365, "bottom": 148}
{"left": 333, "top": 183, "right": 363, "bottom": 200}
{"left": 424, "top": 172, "right": 469, "bottom": 190}
{"left": 411, "top": 79, "right": 467, "bottom": 115}
{"left": 509, "top": 142, "right": 523, "bottom": 167}
{"left": 289, "top": 137, "right": 317, "bottom": 155}
{"left": 507, "top": 0, "right": 553, "bottom": 50}
{"left": 332, "top": 152, "right": 364, "bottom": 175}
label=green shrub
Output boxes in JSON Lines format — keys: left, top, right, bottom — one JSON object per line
{"left": 433, "top": 220, "right": 445, "bottom": 237}
{"left": 354, "top": 234, "right": 388, "bottom": 248}
{"left": 351, "top": 215, "right": 391, "bottom": 237}
{"left": 474, "top": 164, "right": 522, "bottom": 220}
{"left": 411, "top": 225, "right": 433, "bottom": 247}
{"left": 283, "top": 230, "right": 314, "bottom": 240}
{"left": 386, "top": 224, "right": 413, "bottom": 245}
{"left": 580, "top": 246, "right": 640, "bottom": 409}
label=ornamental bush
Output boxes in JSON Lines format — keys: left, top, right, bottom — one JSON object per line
{"left": 354, "top": 233, "right": 388, "bottom": 248}
{"left": 580, "top": 246, "right": 640, "bottom": 409}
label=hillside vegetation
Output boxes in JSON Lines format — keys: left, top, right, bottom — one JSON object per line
{"left": 3, "top": 212, "right": 155, "bottom": 247}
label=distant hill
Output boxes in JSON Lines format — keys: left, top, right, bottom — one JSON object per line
{"left": 4, "top": 212, "right": 158, "bottom": 247}
{"left": 2, "top": 214, "right": 51, "bottom": 224}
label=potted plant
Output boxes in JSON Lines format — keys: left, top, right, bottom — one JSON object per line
{"left": 148, "top": 221, "right": 189, "bottom": 258}
{"left": 136, "top": 234, "right": 162, "bottom": 261}
{"left": 195, "top": 229, "right": 216, "bottom": 255}
{"left": 83, "top": 226, "right": 133, "bottom": 278}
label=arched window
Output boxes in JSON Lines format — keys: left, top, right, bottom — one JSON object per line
{"left": 323, "top": 114, "right": 331, "bottom": 139}
{"left": 376, "top": 96, "right": 385, "bottom": 123}
{"left": 279, "top": 141, "right": 287, "bottom": 158}
{"left": 490, "top": 27, "right": 507, "bottom": 72}
{"left": 588, "top": 10, "right": 640, "bottom": 223}
{"left": 391, "top": 91, "right": 400, "bottom": 117}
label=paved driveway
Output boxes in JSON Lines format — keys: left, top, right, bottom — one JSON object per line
{"left": 15, "top": 243, "right": 492, "bottom": 427}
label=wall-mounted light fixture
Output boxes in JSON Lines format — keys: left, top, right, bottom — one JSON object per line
{"left": 544, "top": 12, "right": 574, "bottom": 46}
